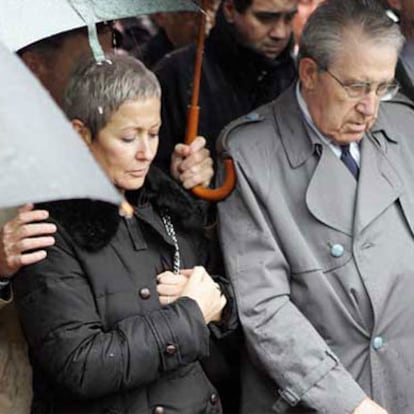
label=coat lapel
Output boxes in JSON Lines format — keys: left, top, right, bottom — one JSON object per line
{"left": 305, "top": 137, "right": 357, "bottom": 236}
{"left": 353, "top": 133, "right": 402, "bottom": 235}
{"left": 275, "top": 86, "right": 402, "bottom": 236}
{"left": 275, "top": 86, "right": 357, "bottom": 235}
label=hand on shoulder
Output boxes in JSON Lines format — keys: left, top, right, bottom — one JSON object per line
{"left": 0, "top": 203, "right": 56, "bottom": 278}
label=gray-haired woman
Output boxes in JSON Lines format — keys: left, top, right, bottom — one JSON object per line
{"left": 13, "top": 54, "right": 235, "bottom": 414}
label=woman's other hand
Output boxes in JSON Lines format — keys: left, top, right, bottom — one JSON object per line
{"left": 180, "top": 266, "right": 226, "bottom": 324}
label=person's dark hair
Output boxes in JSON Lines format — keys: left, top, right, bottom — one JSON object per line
{"left": 233, "top": 0, "right": 252, "bottom": 13}
{"left": 298, "top": 0, "right": 404, "bottom": 69}
{"left": 63, "top": 53, "right": 161, "bottom": 138}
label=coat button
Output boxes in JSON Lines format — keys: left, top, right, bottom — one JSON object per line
{"left": 153, "top": 406, "right": 164, "bottom": 414}
{"left": 139, "top": 288, "right": 151, "bottom": 299}
{"left": 372, "top": 336, "right": 384, "bottom": 350}
{"left": 330, "top": 244, "right": 344, "bottom": 258}
{"left": 210, "top": 393, "right": 219, "bottom": 405}
{"left": 165, "top": 344, "right": 177, "bottom": 355}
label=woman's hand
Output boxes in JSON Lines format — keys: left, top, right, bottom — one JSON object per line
{"left": 180, "top": 266, "right": 226, "bottom": 324}
{"left": 157, "top": 270, "right": 189, "bottom": 305}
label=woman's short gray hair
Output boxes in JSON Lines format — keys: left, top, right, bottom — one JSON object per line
{"left": 63, "top": 53, "right": 161, "bottom": 138}
{"left": 298, "top": 0, "right": 404, "bottom": 70}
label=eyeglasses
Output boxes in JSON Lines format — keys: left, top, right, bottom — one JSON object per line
{"left": 322, "top": 67, "right": 399, "bottom": 101}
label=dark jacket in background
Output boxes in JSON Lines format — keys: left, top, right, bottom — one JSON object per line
{"left": 154, "top": 9, "right": 297, "bottom": 172}
{"left": 14, "top": 167, "right": 236, "bottom": 414}
{"left": 139, "top": 29, "right": 174, "bottom": 69}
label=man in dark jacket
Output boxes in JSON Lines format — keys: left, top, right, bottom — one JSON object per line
{"left": 139, "top": 0, "right": 220, "bottom": 69}
{"left": 154, "top": 0, "right": 298, "bottom": 172}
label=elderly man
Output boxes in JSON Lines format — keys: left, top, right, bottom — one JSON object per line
{"left": 217, "top": 0, "right": 411, "bottom": 412}
{"left": 154, "top": 0, "right": 298, "bottom": 171}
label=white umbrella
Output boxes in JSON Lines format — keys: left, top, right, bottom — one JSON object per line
{"left": 0, "top": 0, "right": 199, "bottom": 60}
{"left": 0, "top": 40, "right": 122, "bottom": 209}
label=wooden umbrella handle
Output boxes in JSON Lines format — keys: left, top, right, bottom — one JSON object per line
{"left": 184, "top": 0, "right": 236, "bottom": 202}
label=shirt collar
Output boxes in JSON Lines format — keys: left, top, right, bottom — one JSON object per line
{"left": 295, "top": 82, "right": 360, "bottom": 165}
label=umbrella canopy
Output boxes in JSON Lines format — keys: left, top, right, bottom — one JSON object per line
{"left": 0, "top": 40, "right": 122, "bottom": 209}
{"left": 0, "top": 0, "right": 199, "bottom": 52}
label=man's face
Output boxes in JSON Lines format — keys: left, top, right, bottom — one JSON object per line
{"left": 27, "top": 24, "right": 113, "bottom": 106}
{"left": 224, "top": 0, "right": 298, "bottom": 59}
{"left": 300, "top": 30, "right": 398, "bottom": 145}
{"left": 293, "top": 0, "right": 324, "bottom": 44}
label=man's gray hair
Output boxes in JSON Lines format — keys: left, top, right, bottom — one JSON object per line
{"left": 298, "top": 0, "right": 404, "bottom": 69}
{"left": 63, "top": 53, "right": 161, "bottom": 138}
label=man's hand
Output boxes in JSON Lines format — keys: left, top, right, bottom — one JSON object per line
{"left": 170, "top": 136, "right": 214, "bottom": 189}
{"left": 352, "top": 398, "right": 388, "bottom": 414}
{"left": 0, "top": 204, "right": 56, "bottom": 278}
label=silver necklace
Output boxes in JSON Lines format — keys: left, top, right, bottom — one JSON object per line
{"left": 161, "top": 213, "right": 181, "bottom": 274}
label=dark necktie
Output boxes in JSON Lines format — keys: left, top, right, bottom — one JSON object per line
{"left": 340, "top": 144, "right": 359, "bottom": 180}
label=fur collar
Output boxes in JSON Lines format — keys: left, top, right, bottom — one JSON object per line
{"left": 36, "top": 166, "right": 206, "bottom": 252}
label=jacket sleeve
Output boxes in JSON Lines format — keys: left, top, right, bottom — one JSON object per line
{"left": 13, "top": 227, "right": 210, "bottom": 400}
{"left": 217, "top": 148, "right": 366, "bottom": 413}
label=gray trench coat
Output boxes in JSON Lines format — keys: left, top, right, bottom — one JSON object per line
{"left": 217, "top": 86, "right": 414, "bottom": 414}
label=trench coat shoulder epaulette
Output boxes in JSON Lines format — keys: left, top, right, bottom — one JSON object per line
{"left": 216, "top": 102, "right": 275, "bottom": 156}
{"left": 375, "top": 93, "right": 414, "bottom": 142}
{"left": 381, "top": 92, "right": 414, "bottom": 120}
{"left": 387, "top": 92, "right": 414, "bottom": 109}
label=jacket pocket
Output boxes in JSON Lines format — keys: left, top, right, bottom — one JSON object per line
{"left": 289, "top": 229, "right": 353, "bottom": 276}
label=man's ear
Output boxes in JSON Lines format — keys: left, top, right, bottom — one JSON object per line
{"left": 299, "top": 57, "right": 319, "bottom": 91}
{"left": 222, "top": 0, "right": 236, "bottom": 23}
{"left": 71, "top": 119, "right": 92, "bottom": 146}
